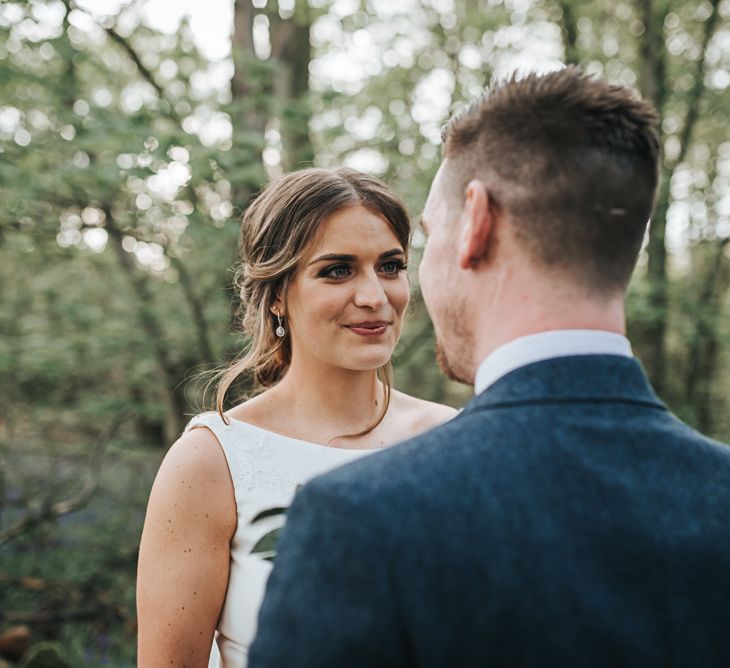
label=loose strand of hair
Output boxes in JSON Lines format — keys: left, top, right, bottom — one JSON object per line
{"left": 214, "top": 313, "right": 289, "bottom": 423}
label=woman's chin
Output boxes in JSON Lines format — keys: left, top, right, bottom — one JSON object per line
{"left": 340, "top": 347, "right": 394, "bottom": 371}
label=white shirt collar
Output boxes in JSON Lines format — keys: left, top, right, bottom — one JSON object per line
{"left": 474, "top": 330, "right": 632, "bottom": 395}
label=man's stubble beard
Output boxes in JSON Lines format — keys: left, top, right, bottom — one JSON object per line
{"left": 432, "top": 293, "right": 475, "bottom": 385}
{"left": 435, "top": 341, "right": 466, "bottom": 383}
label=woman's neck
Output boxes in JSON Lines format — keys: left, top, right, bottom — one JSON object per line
{"left": 267, "top": 356, "right": 385, "bottom": 442}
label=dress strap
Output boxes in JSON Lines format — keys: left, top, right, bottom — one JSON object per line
{"left": 184, "top": 412, "right": 248, "bottom": 508}
{"left": 185, "top": 410, "right": 233, "bottom": 437}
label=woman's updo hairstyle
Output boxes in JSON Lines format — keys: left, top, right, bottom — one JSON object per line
{"left": 215, "top": 167, "right": 411, "bottom": 427}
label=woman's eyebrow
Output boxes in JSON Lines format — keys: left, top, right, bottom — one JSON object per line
{"left": 307, "top": 248, "right": 404, "bottom": 266}
{"left": 307, "top": 253, "right": 356, "bottom": 266}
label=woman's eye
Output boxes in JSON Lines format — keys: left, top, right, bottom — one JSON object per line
{"left": 380, "top": 260, "right": 407, "bottom": 275}
{"left": 319, "top": 264, "right": 351, "bottom": 279}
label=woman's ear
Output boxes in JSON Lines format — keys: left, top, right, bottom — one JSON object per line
{"left": 270, "top": 294, "right": 285, "bottom": 318}
{"left": 458, "top": 180, "right": 495, "bottom": 270}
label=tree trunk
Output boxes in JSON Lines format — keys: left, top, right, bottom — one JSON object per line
{"left": 168, "top": 255, "right": 214, "bottom": 362}
{"left": 633, "top": 0, "right": 720, "bottom": 397}
{"left": 634, "top": 0, "right": 669, "bottom": 394}
{"left": 270, "top": 4, "right": 314, "bottom": 170}
{"left": 105, "top": 215, "right": 188, "bottom": 439}
{"left": 685, "top": 239, "right": 729, "bottom": 436}
{"left": 556, "top": 0, "right": 580, "bottom": 65}
{"left": 230, "top": 0, "right": 269, "bottom": 213}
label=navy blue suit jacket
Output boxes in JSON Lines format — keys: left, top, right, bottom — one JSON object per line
{"left": 249, "top": 356, "right": 730, "bottom": 667}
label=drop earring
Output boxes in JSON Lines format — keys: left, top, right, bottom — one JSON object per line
{"left": 275, "top": 314, "right": 286, "bottom": 338}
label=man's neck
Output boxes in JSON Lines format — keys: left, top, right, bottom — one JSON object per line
{"left": 470, "top": 289, "right": 627, "bottom": 379}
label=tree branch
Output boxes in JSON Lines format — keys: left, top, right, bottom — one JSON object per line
{"left": 3, "top": 604, "right": 126, "bottom": 626}
{"left": 670, "top": 0, "right": 721, "bottom": 170}
{"left": 0, "top": 413, "right": 128, "bottom": 548}
{"left": 101, "top": 221, "right": 215, "bottom": 363}
{"left": 104, "top": 25, "right": 168, "bottom": 103}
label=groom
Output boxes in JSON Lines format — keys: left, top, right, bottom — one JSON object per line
{"left": 249, "top": 68, "right": 730, "bottom": 666}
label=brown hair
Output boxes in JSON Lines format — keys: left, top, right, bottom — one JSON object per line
{"left": 442, "top": 66, "right": 660, "bottom": 293}
{"left": 215, "top": 167, "right": 411, "bottom": 434}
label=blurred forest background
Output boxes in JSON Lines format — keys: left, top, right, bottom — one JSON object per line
{"left": 0, "top": 0, "right": 728, "bottom": 665}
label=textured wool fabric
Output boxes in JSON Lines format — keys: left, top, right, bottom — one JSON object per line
{"left": 249, "top": 355, "right": 730, "bottom": 668}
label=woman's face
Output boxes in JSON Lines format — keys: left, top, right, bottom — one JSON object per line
{"left": 284, "top": 204, "right": 409, "bottom": 373}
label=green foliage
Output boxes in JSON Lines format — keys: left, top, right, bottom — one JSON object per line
{"left": 19, "top": 643, "right": 72, "bottom": 668}
{"left": 0, "top": 0, "right": 728, "bottom": 665}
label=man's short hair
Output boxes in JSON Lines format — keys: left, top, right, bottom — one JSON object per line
{"left": 442, "top": 66, "right": 660, "bottom": 294}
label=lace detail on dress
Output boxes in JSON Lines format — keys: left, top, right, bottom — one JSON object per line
{"left": 226, "top": 427, "right": 297, "bottom": 496}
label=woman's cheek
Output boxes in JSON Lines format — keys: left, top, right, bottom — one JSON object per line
{"left": 320, "top": 294, "right": 346, "bottom": 323}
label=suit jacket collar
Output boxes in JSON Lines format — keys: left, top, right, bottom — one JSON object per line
{"left": 462, "top": 354, "right": 666, "bottom": 415}
{"left": 474, "top": 330, "right": 632, "bottom": 395}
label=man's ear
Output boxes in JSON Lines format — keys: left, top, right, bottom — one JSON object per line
{"left": 458, "top": 180, "right": 494, "bottom": 270}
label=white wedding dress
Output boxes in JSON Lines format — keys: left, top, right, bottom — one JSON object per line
{"left": 185, "top": 412, "right": 378, "bottom": 668}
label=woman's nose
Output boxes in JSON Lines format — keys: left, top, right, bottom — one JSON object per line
{"left": 353, "top": 271, "right": 387, "bottom": 310}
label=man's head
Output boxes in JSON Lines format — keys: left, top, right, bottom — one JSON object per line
{"left": 419, "top": 67, "right": 660, "bottom": 383}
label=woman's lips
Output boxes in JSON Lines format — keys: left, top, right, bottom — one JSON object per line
{"left": 345, "top": 321, "right": 389, "bottom": 337}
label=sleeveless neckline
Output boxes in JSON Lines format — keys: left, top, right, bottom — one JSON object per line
{"left": 223, "top": 414, "right": 385, "bottom": 453}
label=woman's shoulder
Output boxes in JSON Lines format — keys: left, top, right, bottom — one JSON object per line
{"left": 390, "top": 390, "right": 459, "bottom": 436}
{"left": 158, "top": 422, "right": 232, "bottom": 493}
{"left": 146, "top": 422, "right": 237, "bottom": 538}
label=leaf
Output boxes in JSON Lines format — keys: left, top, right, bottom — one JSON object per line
{"left": 251, "top": 528, "right": 282, "bottom": 563}
{"left": 251, "top": 507, "right": 287, "bottom": 524}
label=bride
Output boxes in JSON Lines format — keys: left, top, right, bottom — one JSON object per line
{"left": 136, "top": 167, "right": 456, "bottom": 667}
